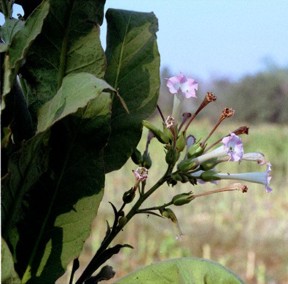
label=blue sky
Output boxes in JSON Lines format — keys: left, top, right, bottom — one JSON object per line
{"left": 1, "top": 1, "right": 288, "bottom": 81}
{"left": 104, "top": 0, "right": 288, "bottom": 81}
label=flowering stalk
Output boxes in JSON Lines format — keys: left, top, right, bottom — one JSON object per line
{"left": 200, "top": 107, "right": 235, "bottom": 147}
{"left": 183, "top": 92, "right": 216, "bottom": 132}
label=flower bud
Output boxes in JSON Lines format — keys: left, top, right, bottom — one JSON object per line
{"left": 143, "top": 120, "right": 170, "bottom": 144}
{"left": 159, "top": 208, "right": 178, "bottom": 223}
{"left": 172, "top": 192, "right": 195, "bottom": 206}
{"left": 142, "top": 151, "right": 152, "bottom": 169}
{"left": 163, "top": 126, "right": 174, "bottom": 141}
{"left": 187, "top": 141, "right": 204, "bottom": 159}
{"left": 165, "top": 147, "right": 180, "bottom": 165}
{"left": 176, "top": 132, "right": 186, "bottom": 152}
{"left": 131, "top": 148, "right": 142, "bottom": 165}
{"left": 177, "top": 158, "right": 197, "bottom": 172}
{"left": 118, "top": 216, "right": 128, "bottom": 227}
{"left": 199, "top": 170, "right": 220, "bottom": 182}
{"left": 199, "top": 158, "right": 220, "bottom": 171}
{"left": 122, "top": 188, "right": 136, "bottom": 203}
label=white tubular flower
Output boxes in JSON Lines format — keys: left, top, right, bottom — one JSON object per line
{"left": 214, "top": 163, "right": 272, "bottom": 193}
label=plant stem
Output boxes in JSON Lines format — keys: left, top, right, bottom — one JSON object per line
{"left": 76, "top": 165, "right": 173, "bottom": 283}
{"left": 1, "top": 0, "right": 9, "bottom": 19}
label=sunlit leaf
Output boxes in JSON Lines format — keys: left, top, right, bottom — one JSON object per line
{"left": 104, "top": 9, "right": 160, "bottom": 172}
{"left": 20, "top": 0, "right": 106, "bottom": 113}
{"left": 116, "top": 257, "right": 244, "bottom": 284}
{"left": 2, "top": 92, "right": 111, "bottom": 282}
{"left": 37, "top": 72, "right": 114, "bottom": 133}
{"left": 1, "top": 0, "right": 49, "bottom": 105}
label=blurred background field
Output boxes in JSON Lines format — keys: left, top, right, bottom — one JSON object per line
{"left": 70, "top": 119, "right": 288, "bottom": 284}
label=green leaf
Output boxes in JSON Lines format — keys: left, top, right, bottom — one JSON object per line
{"left": 1, "top": 238, "right": 21, "bottom": 284}
{"left": 37, "top": 72, "right": 115, "bottom": 133}
{"left": 104, "top": 9, "right": 160, "bottom": 172}
{"left": 2, "top": 0, "right": 50, "bottom": 105}
{"left": 116, "top": 257, "right": 244, "bottom": 284}
{"left": 0, "top": 18, "right": 25, "bottom": 47}
{"left": 20, "top": 0, "right": 106, "bottom": 113}
{"left": 2, "top": 91, "right": 112, "bottom": 283}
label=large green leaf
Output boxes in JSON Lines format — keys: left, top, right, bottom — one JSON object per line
{"left": 104, "top": 9, "right": 160, "bottom": 172}
{"left": 1, "top": 0, "right": 49, "bottom": 108}
{"left": 37, "top": 72, "right": 115, "bottom": 133}
{"left": 1, "top": 238, "right": 21, "bottom": 284}
{"left": 20, "top": 0, "right": 106, "bottom": 113}
{"left": 116, "top": 257, "right": 244, "bottom": 284}
{"left": 1, "top": 74, "right": 112, "bottom": 283}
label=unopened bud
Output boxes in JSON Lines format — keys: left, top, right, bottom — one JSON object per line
{"left": 143, "top": 120, "right": 170, "bottom": 144}
{"left": 165, "top": 147, "right": 180, "bottom": 165}
{"left": 118, "top": 216, "right": 128, "bottom": 227}
{"left": 187, "top": 141, "right": 204, "bottom": 159}
{"left": 131, "top": 148, "right": 142, "bottom": 165}
{"left": 177, "top": 158, "right": 197, "bottom": 172}
{"left": 176, "top": 132, "right": 186, "bottom": 152}
{"left": 200, "top": 170, "right": 220, "bottom": 182}
{"left": 172, "top": 192, "right": 195, "bottom": 206}
{"left": 159, "top": 208, "right": 178, "bottom": 223}
{"left": 122, "top": 188, "right": 136, "bottom": 203}
{"left": 200, "top": 158, "right": 220, "bottom": 171}
{"left": 142, "top": 151, "right": 152, "bottom": 169}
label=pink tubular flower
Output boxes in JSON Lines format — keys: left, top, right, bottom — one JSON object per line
{"left": 166, "top": 73, "right": 198, "bottom": 99}
{"left": 133, "top": 167, "right": 148, "bottom": 182}
{"left": 222, "top": 133, "right": 243, "bottom": 162}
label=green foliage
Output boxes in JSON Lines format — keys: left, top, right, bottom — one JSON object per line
{"left": 211, "top": 68, "right": 288, "bottom": 124}
{"left": 1, "top": 1, "right": 160, "bottom": 283}
{"left": 1, "top": 0, "right": 50, "bottom": 105}
{"left": 116, "top": 257, "right": 244, "bottom": 283}
{"left": 104, "top": 9, "right": 160, "bottom": 172}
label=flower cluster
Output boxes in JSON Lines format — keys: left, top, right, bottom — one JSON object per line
{"left": 139, "top": 72, "right": 272, "bottom": 193}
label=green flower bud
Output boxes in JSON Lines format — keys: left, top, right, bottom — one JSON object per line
{"left": 122, "top": 188, "right": 136, "bottom": 203}
{"left": 131, "top": 148, "right": 142, "bottom": 165}
{"left": 172, "top": 192, "right": 195, "bottom": 206}
{"left": 159, "top": 208, "right": 178, "bottom": 223}
{"left": 176, "top": 132, "right": 186, "bottom": 152}
{"left": 142, "top": 151, "right": 152, "bottom": 169}
{"left": 165, "top": 147, "right": 180, "bottom": 165}
{"left": 177, "top": 158, "right": 197, "bottom": 172}
{"left": 200, "top": 158, "right": 220, "bottom": 171}
{"left": 187, "top": 141, "right": 204, "bottom": 159}
{"left": 143, "top": 120, "right": 170, "bottom": 144}
{"left": 118, "top": 216, "right": 128, "bottom": 227}
{"left": 163, "top": 125, "right": 175, "bottom": 141}
{"left": 200, "top": 170, "right": 221, "bottom": 182}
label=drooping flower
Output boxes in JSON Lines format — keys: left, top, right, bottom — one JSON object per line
{"left": 212, "top": 163, "right": 272, "bottom": 192}
{"left": 133, "top": 167, "right": 148, "bottom": 182}
{"left": 242, "top": 152, "right": 266, "bottom": 165}
{"left": 166, "top": 73, "right": 198, "bottom": 99}
{"left": 222, "top": 133, "right": 243, "bottom": 162}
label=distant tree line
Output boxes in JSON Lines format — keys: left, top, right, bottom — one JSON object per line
{"left": 158, "top": 67, "right": 288, "bottom": 124}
